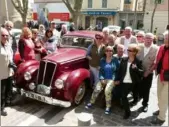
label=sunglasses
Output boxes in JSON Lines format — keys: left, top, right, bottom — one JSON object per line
{"left": 127, "top": 49, "right": 134, "bottom": 52}
{"left": 137, "top": 36, "right": 143, "bottom": 38}
{"left": 2, "top": 34, "right": 8, "bottom": 37}
{"left": 106, "top": 50, "right": 113, "bottom": 52}
{"left": 96, "top": 36, "right": 103, "bottom": 40}
{"left": 6, "top": 25, "right": 12, "bottom": 28}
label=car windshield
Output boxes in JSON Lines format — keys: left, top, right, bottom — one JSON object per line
{"left": 61, "top": 36, "right": 94, "bottom": 49}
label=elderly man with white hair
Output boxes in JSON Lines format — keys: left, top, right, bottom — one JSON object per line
{"left": 136, "top": 31, "right": 145, "bottom": 43}
{"left": 102, "top": 27, "right": 110, "bottom": 45}
{"left": 151, "top": 31, "right": 169, "bottom": 125}
{"left": 4, "top": 21, "right": 17, "bottom": 58}
{"left": 120, "top": 26, "right": 138, "bottom": 55}
{"left": 1, "top": 28, "right": 15, "bottom": 116}
{"left": 136, "top": 32, "right": 159, "bottom": 112}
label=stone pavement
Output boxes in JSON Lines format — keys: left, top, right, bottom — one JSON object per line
{"left": 45, "top": 75, "right": 168, "bottom": 126}
{"left": 1, "top": 75, "right": 168, "bottom": 126}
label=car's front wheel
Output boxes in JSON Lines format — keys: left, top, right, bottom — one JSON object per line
{"left": 73, "top": 82, "right": 86, "bottom": 105}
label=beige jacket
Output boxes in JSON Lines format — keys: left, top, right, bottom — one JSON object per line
{"left": 120, "top": 35, "right": 138, "bottom": 45}
{"left": 137, "top": 44, "right": 159, "bottom": 73}
{"left": 0, "top": 42, "right": 14, "bottom": 79}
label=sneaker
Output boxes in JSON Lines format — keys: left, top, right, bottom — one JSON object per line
{"left": 153, "top": 110, "right": 159, "bottom": 116}
{"left": 105, "top": 107, "right": 111, "bottom": 115}
{"left": 1, "top": 110, "right": 7, "bottom": 116}
{"left": 151, "top": 117, "right": 165, "bottom": 125}
{"left": 85, "top": 103, "right": 92, "bottom": 109}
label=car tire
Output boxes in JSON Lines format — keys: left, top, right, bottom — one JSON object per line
{"left": 73, "top": 82, "right": 86, "bottom": 106}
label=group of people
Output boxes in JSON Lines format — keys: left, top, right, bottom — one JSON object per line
{"left": 85, "top": 26, "right": 168, "bottom": 125}
{"left": 1, "top": 20, "right": 168, "bottom": 125}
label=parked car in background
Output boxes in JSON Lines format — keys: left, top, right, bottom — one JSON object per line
{"left": 14, "top": 31, "right": 99, "bottom": 107}
{"left": 11, "top": 28, "right": 22, "bottom": 44}
{"left": 107, "top": 25, "right": 121, "bottom": 33}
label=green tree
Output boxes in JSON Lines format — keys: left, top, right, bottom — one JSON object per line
{"left": 11, "top": 0, "right": 28, "bottom": 26}
{"left": 150, "top": 0, "right": 162, "bottom": 32}
{"left": 62, "top": 0, "right": 83, "bottom": 28}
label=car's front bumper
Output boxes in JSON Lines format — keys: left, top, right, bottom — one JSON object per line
{"left": 20, "top": 89, "right": 71, "bottom": 108}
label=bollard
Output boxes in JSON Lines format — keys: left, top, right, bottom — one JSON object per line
{"left": 77, "top": 112, "right": 92, "bottom": 126}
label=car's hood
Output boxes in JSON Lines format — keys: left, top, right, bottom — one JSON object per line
{"left": 43, "top": 48, "right": 87, "bottom": 63}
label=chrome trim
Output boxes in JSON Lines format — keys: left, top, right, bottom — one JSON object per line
{"left": 42, "top": 60, "right": 47, "bottom": 84}
{"left": 50, "top": 63, "right": 57, "bottom": 86}
{"left": 36, "top": 62, "right": 40, "bottom": 84}
{"left": 20, "top": 89, "right": 71, "bottom": 108}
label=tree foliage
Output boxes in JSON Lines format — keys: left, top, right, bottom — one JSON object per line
{"left": 62, "top": 0, "right": 83, "bottom": 28}
{"left": 11, "top": 0, "right": 28, "bottom": 26}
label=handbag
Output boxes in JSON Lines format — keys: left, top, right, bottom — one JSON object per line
{"left": 163, "top": 70, "right": 169, "bottom": 81}
{"left": 157, "top": 50, "right": 165, "bottom": 74}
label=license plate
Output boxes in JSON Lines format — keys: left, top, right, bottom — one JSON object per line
{"left": 26, "top": 92, "right": 45, "bottom": 102}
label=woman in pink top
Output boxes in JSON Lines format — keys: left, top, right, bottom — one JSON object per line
{"left": 18, "top": 27, "right": 35, "bottom": 61}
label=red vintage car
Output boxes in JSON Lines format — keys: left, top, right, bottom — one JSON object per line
{"left": 14, "top": 31, "right": 100, "bottom": 107}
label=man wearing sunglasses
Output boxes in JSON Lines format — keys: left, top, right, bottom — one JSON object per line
{"left": 1, "top": 28, "right": 14, "bottom": 116}
{"left": 137, "top": 33, "right": 159, "bottom": 112}
{"left": 136, "top": 31, "right": 145, "bottom": 43}
{"left": 4, "top": 21, "right": 17, "bottom": 59}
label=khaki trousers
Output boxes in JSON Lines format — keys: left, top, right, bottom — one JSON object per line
{"left": 90, "top": 80, "right": 114, "bottom": 108}
{"left": 157, "top": 76, "right": 168, "bottom": 121}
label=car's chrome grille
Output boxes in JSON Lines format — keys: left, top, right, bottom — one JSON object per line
{"left": 37, "top": 60, "right": 57, "bottom": 87}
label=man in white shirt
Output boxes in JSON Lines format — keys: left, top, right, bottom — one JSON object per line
{"left": 1, "top": 28, "right": 14, "bottom": 116}
{"left": 120, "top": 26, "right": 138, "bottom": 55}
{"left": 50, "top": 21, "right": 60, "bottom": 38}
{"left": 137, "top": 33, "right": 159, "bottom": 112}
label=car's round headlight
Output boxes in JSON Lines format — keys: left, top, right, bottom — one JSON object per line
{"left": 29, "top": 83, "right": 36, "bottom": 90}
{"left": 24, "top": 72, "right": 31, "bottom": 81}
{"left": 55, "top": 79, "right": 64, "bottom": 89}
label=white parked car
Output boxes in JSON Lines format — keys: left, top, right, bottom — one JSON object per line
{"left": 107, "top": 25, "right": 121, "bottom": 33}
{"left": 11, "top": 28, "right": 22, "bottom": 43}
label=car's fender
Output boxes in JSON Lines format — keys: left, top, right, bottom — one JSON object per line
{"left": 64, "top": 68, "right": 90, "bottom": 101}
{"left": 16, "top": 60, "right": 39, "bottom": 75}
{"left": 15, "top": 60, "right": 39, "bottom": 86}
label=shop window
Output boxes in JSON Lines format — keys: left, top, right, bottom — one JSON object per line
{"left": 124, "top": 0, "right": 131, "bottom": 4}
{"left": 102, "top": 0, "right": 107, "bottom": 8}
{"left": 88, "top": 0, "right": 92, "bottom": 8}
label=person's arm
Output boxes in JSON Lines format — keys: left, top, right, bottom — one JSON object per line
{"left": 18, "top": 39, "right": 25, "bottom": 60}
{"left": 99, "top": 59, "right": 105, "bottom": 80}
{"left": 86, "top": 44, "right": 92, "bottom": 60}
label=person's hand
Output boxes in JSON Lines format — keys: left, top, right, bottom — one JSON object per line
{"left": 132, "top": 64, "right": 137, "bottom": 69}
{"left": 97, "top": 66, "right": 100, "bottom": 70}
{"left": 144, "top": 71, "right": 149, "bottom": 78}
{"left": 101, "top": 80, "right": 106, "bottom": 85}
{"left": 86, "top": 56, "right": 92, "bottom": 60}
{"left": 114, "top": 81, "right": 120, "bottom": 85}
{"left": 47, "top": 50, "right": 52, "bottom": 54}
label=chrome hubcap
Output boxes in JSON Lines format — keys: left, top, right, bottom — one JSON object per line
{"left": 74, "top": 82, "right": 86, "bottom": 104}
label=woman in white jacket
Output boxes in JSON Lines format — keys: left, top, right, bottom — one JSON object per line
{"left": 1, "top": 28, "right": 15, "bottom": 116}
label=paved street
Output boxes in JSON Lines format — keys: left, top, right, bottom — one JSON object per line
{"left": 1, "top": 75, "right": 168, "bottom": 126}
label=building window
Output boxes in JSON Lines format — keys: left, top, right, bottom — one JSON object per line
{"left": 102, "top": 0, "right": 107, "bottom": 8}
{"left": 124, "top": 0, "right": 131, "bottom": 4}
{"left": 88, "top": 0, "right": 92, "bottom": 8}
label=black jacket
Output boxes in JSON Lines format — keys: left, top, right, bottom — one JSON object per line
{"left": 115, "top": 57, "right": 143, "bottom": 84}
